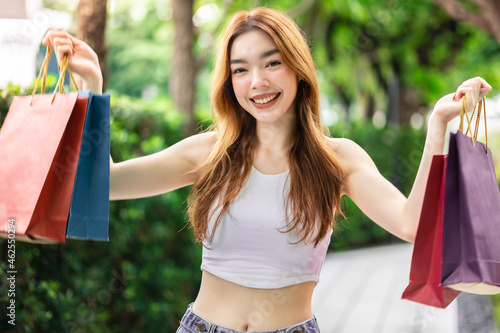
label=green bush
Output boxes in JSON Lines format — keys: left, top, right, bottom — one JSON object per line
{"left": 494, "top": 295, "right": 500, "bottom": 327}
{"left": 0, "top": 88, "right": 200, "bottom": 332}
{"left": 0, "top": 84, "right": 24, "bottom": 128}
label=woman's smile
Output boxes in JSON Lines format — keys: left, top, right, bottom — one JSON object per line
{"left": 250, "top": 92, "right": 281, "bottom": 108}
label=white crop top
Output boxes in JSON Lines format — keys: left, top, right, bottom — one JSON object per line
{"left": 201, "top": 166, "right": 332, "bottom": 289}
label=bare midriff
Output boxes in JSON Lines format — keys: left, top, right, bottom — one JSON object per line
{"left": 192, "top": 270, "right": 316, "bottom": 332}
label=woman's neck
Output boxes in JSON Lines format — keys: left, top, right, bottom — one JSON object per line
{"left": 254, "top": 116, "right": 295, "bottom": 153}
{"left": 253, "top": 118, "right": 295, "bottom": 174}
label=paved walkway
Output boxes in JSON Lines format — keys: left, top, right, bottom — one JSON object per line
{"left": 311, "top": 243, "right": 458, "bottom": 333}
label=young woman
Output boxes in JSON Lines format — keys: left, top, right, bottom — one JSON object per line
{"left": 43, "top": 7, "right": 491, "bottom": 333}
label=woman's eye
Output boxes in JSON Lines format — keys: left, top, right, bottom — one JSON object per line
{"left": 268, "top": 61, "right": 281, "bottom": 67}
{"left": 232, "top": 68, "right": 246, "bottom": 74}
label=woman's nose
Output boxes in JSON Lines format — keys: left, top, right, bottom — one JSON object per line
{"left": 251, "top": 69, "right": 270, "bottom": 89}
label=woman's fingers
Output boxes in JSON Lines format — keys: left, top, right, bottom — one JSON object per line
{"left": 42, "top": 29, "right": 70, "bottom": 48}
{"left": 42, "top": 30, "right": 79, "bottom": 65}
{"left": 453, "top": 77, "right": 492, "bottom": 111}
{"left": 476, "top": 76, "right": 493, "bottom": 97}
{"left": 52, "top": 37, "right": 74, "bottom": 63}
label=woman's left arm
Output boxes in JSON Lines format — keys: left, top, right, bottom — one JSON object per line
{"left": 335, "top": 77, "right": 492, "bottom": 243}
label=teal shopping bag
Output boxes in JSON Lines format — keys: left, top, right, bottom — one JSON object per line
{"left": 66, "top": 91, "right": 110, "bottom": 241}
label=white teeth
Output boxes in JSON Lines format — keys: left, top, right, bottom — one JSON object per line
{"left": 253, "top": 94, "right": 278, "bottom": 104}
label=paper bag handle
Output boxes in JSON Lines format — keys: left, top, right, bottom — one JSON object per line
{"left": 30, "top": 47, "right": 79, "bottom": 105}
{"left": 459, "top": 96, "right": 488, "bottom": 153}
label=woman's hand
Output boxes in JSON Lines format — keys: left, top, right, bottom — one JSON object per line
{"left": 431, "top": 77, "right": 492, "bottom": 124}
{"left": 42, "top": 30, "right": 103, "bottom": 94}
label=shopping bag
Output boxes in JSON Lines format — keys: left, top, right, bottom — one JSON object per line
{"left": 441, "top": 97, "right": 500, "bottom": 294}
{"left": 0, "top": 49, "right": 88, "bottom": 243}
{"left": 402, "top": 155, "right": 461, "bottom": 308}
{"left": 0, "top": 94, "right": 88, "bottom": 243}
{"left": 66, "top": 90, "right": 110, "bottom": 241}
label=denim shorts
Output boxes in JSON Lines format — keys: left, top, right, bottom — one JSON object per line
{"left": 176, "top": 303, "right": 320, "bottom": 333}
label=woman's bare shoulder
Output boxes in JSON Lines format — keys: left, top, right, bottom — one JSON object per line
{"left": 185, "top": 131, "right": 219, "bottom": 147}
{"left": 181, "top": 131, "right": 219, "bottom": 168}
{"left": 325, "top": 136, "right": 359, "bottom": 159}
{"left": 325, "top": 136, "right": 375, "bottom": 174}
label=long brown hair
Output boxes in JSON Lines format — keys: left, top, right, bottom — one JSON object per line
{"left": 188, "top": 7, "right": 344, "bottom": 246}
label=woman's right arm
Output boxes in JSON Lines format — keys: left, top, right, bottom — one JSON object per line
{"left": 109, "top": 132, "right": 216, "bottom": 200}
{"left": 43, "top": 30, "right": 215, "bottom": 200}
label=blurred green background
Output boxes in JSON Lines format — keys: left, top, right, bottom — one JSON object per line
{"left": 1, "top": 0, "right": 500, "bottom": 331}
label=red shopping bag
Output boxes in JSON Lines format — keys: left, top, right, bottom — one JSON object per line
{"left": 402, "top": 154, "right": 461, "bottom": 308}
{"left": 0, "top": 50, "right": 88, "bottom": 243}
{"left": 0, "top": 94, "right": 88, "bottom": 243}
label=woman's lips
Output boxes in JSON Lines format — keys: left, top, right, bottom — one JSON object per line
{"left": 250, "top": 93, "right": 280, "bottom": 109}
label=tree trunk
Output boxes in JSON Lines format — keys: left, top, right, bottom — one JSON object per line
{"left": 76, "top": 0, "right": 108, "bottom": 89}
{"left": 398, "top": 87, "right": 425, "bottom": 124}
{"left": 170, "top": 0, "right": 196, "bottom": 135}
{"left": 333, "top": 84, "right": 351, "bottom": 123}
{"left": 386, "top": 60, "right": 425, "bottom": 125}
{"left": 364, "top": 93, "right": 375, "bottom": 120}
{"left": 433, "top": 0, "right": 500, "bottom": 46}
{"left": 386, "top": 70, "right": 400, "bottom": 125}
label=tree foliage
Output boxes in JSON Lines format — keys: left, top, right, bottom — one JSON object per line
{"left": 104, "top": 0, "right": 500, "bottom": 125}
{"left": 434, "top": 0, "right": 500, "bottom": 45}
{"left": 105, "top": 0, "right": 173, "bottom": 98}
{"left": 307, "top": 0, "right": 500, "bottom": 124}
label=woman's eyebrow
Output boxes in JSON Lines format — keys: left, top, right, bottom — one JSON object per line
{"left": 230, "top": 48, "right": 279, "bottom": 64}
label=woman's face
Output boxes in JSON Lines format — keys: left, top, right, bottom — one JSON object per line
{"left": 229, "top": 29, "right": 298, "bottom": 125}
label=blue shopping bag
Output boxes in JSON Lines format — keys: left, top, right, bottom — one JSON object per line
{"left": 66, "top": 91, "right": 110, "bottom": 241}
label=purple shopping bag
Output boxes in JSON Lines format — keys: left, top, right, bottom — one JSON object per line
{"left": 441, "top": 98, "right": 500, "bottom": 295}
